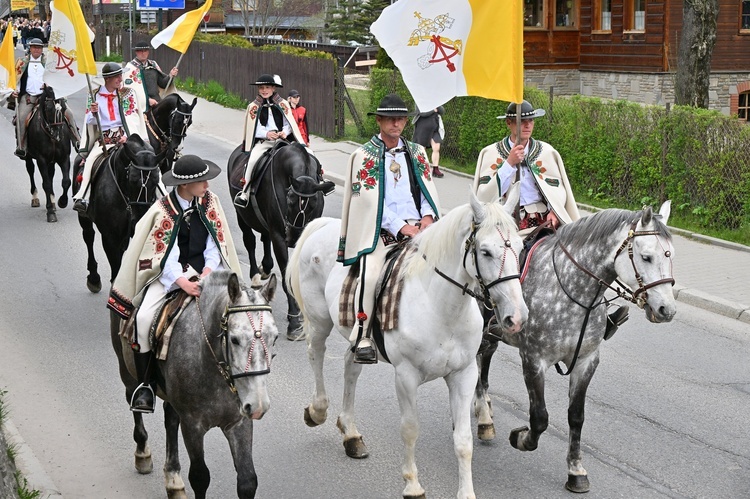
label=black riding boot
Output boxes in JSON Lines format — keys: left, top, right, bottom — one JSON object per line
{"left": 604, "top": 305, "right": 629, "bottom": 341}
{"left": 131, "top": 351, "right": 156, "bottom": 413}
{"left": 354, "top": 336, "right": 377, "bottom": 364}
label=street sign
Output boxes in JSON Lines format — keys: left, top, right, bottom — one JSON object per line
{"left": 140, "top": 11, "right": 157, "bottom": 23}
{"left": 137, "top": 0, "right": 186, "bottom": 9}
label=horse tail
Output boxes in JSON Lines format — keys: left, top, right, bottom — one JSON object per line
{"left": 286, "top": 217, "right": 336, "bottom": 319}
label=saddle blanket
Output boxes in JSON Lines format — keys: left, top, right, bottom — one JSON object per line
{"left": 119, "top": 291, "right": 193, "bottom": 360}
{"left": 339, "top": 245, "right": 414, "bottom": 332}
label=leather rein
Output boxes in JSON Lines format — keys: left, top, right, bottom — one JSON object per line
{"left": 196, "top": 298, "right": 273, "bottom": 395}
{"left": 432, "top": 220, "right": 521, "bottom": 310}
{"left": 551, "top": 218, "right": 675, "bottom": 375}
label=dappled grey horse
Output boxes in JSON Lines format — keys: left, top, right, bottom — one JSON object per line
{"left": 475, "top": 202, "right": 676, "bottom": 493}
{"left": 110, "top": 271, "right": 279, "bottom": 499}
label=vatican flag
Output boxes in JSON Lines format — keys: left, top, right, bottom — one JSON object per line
{"left": 151, "top": 0, "right": 212, "bottom": 53}
{"left": 0, "top": 25, "right": 16, "bottom": 104}
{"left": 44, "top": 0, "right": 97, "bottom": 97}
{"left": 370, "top": 0, "right": 524, "bottom": 111}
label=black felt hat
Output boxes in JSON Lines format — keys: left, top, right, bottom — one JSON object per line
{"left": 497, "top": 100, "right": 546, "bottom": 120}
{"left": 101, "top": 62, "right": 123, "bottom": 78}
{"left": 27, "top": 38, "right": 44, "bottom": 47}
{"left": 252, "top": 74, "right": 283, "bottom": 87}
{"left": 162, "top": 155, "right": 222, "bottom": 186}
{"left": 287, "top": 89, "right": 300, "bottom": 98}
{"left": 133, "top": 41, "right": 151, "bottom": 51}
{"left": 367, "top": 94, "right": 412, "bottom": 117}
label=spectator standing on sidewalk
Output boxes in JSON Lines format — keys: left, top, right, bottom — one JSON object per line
{"left": 287, "top": 89, "right": 309, "bottom": 145}
{"left": 412, "top": 105, "right": 446, "bottom": 178}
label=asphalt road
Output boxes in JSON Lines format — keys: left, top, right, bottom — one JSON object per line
{"left": 0, "top": 88, "right": 748, "bottom": 499}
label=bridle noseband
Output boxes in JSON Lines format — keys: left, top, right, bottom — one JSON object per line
{"left": 197, "top": 299, "right": 274, "bottom": 395}
{"left": 432, "top": 220, "right": 521, "bottom": 310}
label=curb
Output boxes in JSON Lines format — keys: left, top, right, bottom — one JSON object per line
{"left": 2, "top": 419, "right": 62, "bottom": 498}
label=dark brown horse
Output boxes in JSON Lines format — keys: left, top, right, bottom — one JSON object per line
{"left": 227, "top": 142, "right": 334, "bottom": 339}
{"left": 145, "top": 93, "right": 196, "bottom": 173}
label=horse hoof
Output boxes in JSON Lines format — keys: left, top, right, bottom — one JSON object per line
{"left": 287, "top": 326, "right": 304, "bottom": 341}
{"left": 478, "top": 423, "right": 496, "bottom": 441}
{"left": 509, "top": 426, "right": 531, "bottom": 451}
{"left": 167, "top": 489, "right": 188, "bottom": 499}
{"left": 303, "top": 406, "right": 323, "bottom": 427}
{"left": 565, "top": 474, "right": 590, "bottom": 493}
{"left": 87, "top": 277, "right": 102, "bottom": 294}
{"left": 58, "top": 196, "right": 68, "bottom": 209}
{"left": 135, "top": 454, "right": 153, "bottom": 474}
{"left": 31, "top": 199, "right": 40, "bottom": 208}
{"left": 47, "top": 212, "right": 58, "bottom": 223}
{"left": 404, "top": 494, "right": 426, "bottom": 499}
{"left": 343, "top": 436, "right": 369, "bottom": 459}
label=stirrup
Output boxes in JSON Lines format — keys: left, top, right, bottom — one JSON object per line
{"left": 604, "top": 305, "right": 629, "bottom": 341}
{"left": 130, "top": 383, "right": 155, "bottom": 413}
{"left": 353, "top": 339, "right": 377, "bottom": 364}
{"left": 234, "top": 191, "right": 250, "bottom": 208}
{"left": 73, "top": 199, "right": 89, "bottom": 216}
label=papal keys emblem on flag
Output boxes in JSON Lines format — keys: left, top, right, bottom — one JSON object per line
{"left": 408, "top": 12, "right": 462, "bottom": 73}
{"left": 48, "top": 30, "right": 76, "bottom": 77}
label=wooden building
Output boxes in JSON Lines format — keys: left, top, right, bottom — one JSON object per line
{"left": 519, "top": 0, "right": 750, "bottom": 119}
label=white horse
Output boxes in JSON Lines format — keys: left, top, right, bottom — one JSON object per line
{"left": 286, "top": 191, "right": 528, "bottom": 499}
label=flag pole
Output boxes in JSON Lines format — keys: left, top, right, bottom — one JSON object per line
{"left": 85, "top": 74, "right": 107, "bottom": 153}
{"left": 164, "top": 52, "right": 184, "bottom": 90}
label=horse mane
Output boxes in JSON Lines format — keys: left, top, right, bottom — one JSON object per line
{"left": 555, "top": 208, "right": 672, "bottom": 248}
{"left": 403, "top": 201, "right": 517, "bottom": 278}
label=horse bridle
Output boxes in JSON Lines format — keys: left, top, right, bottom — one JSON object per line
{"left": 146, "top": 108, "right": 192, "bottom": 162}
{"left": 284, "top": 175, "right": 320, "bottom": 232}
{"left": 551, "top": 217, "right": 675, "bottom": 376}
{"left": 197, "top": 298, "right": 273, "bottom": 395}
{"left": 556, "top": 218, "right": 675, "bottom": 308}
{"left": 105, "top": 148, "right": 161, "bottom": 229}
{"left": 432, "top": 220, "right": 521, "bottom": 310}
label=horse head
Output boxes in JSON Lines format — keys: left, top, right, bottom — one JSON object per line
{"left": 284, "top": 145, "right": 335, "bottom": 247}
{"left": 468, "top": 184, "right": 528, "bottom": 334}
{"left": 40, "top": 86, "right": 65, "bottom": 143}
{"left": 119, "top": 134, "right": 161, "bottom": 220}
{"left": 206, "top": 271, "right": 279, "bottom": 420}
{"left": 149, "top": 95, "right": 197, "bottom": 172}
{"left": 613, "top": 201, "right": 677, "bottom": 323}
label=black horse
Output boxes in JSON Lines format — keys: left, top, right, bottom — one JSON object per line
{"left": 74, "top": 134, "right": 161, "bottom": 292}
{"left": 23, "top": 86, "right": 74, "bottom": 223}
{"left": 144, "top": 94, "right": 196, "bottom": 173}
{"left": 228, "top": 142, "right": 335, "bottom": 339}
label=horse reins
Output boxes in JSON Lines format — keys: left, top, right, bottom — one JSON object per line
{"left": 551, "top": 217, "right": 675, "bottom": 376}
{"left": 104, "top": 148, "right": 160, "bottom": 232}
{"left": 432, "top": 220, "right": 521, "bottom": 310}
{"left": 196, "top": 298, "right": 273, "bottom": 395}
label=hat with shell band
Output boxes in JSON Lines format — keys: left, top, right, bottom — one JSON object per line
{"left": 367, "top": 93, "right": 413, "bottom": 117}
{"left": 133, "top": 41, "right": 151, "bottom": 51}
{"left": 497, "top": 100, "right": 546, "bottom": 120}
{"left": 252, "top": 74, "right": 283, "bottom": 87}
{"left": 27, "top": 38, "right": 44, "bottom": 47}
{"left": 101, "top": 62, "right": 124, "bottom": 79}
{"left": 162, "top": 155, "right": 222, "bottom": 186}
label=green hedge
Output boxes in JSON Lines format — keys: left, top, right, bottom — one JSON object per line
{"left": 368, "top": 69, "right": 750, "bottom": 238}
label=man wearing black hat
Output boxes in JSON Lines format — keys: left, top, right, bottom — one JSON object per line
{"left": 123, "top": 41, "right": 178, "bottom": 109}
{"left": 234, "top": 73, "right": 308, "bottom": 207}
{"left": 73, "top": 62, "right": 149, "bottom": 215}
{"left": 473, "top": 100, "right": 629, "bottom": 339}
{"left": 338, "top": 94, "right": 441, "bottom": 364}
{"left": 12, "top": 37, "right": 81, "bottom": 159}
{"left": 108, "top": 154, "right": 241, "bottom": 412}
{"left": 473, "top": 99, "right": 579, "bottom": 233}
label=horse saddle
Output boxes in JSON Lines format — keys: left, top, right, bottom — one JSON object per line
{"left": 117, "top": 290, "right": 192, "bottom": 360}
{"left": 339, "top": 244, "right": 414, "bottom": 364}
{"left": 519, "top": 221, "right": 555, "bottom": 277}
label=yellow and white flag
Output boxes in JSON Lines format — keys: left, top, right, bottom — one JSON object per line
{"left": 0, "top": 25, "right": 16, "bottom": 104}
{"left": 44, "top": 0, "right": 97, "bottom": 97}
{"left": 371, "top": 0, "right": 524, "bottom": 111}
{"left": 151, "top": 0, "right": 212, "bottom": 53}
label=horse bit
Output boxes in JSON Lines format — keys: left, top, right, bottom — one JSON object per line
{"left": 196, "top": 298, "right": 273, "bottom": 395}
{"left": 146, "top": 108, "right": 192, "bottom": 158}
{"left": 432, "top": 220, "right": 520, "bottom": 310}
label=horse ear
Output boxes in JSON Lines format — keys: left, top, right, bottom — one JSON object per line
{"left": 657, "top": 200, "right": 671, "bottom": 226}
{"left": 501, "top": 182, "right": 521, "bottom": 218}
{"left": 641, "top": 205, "right": 653, "bottom": 226}
{"left": 228, "top": 272, "right": 242, "bottom": 302}
{"left": 469, "top": 187, "right": 486, "bottom": 224}
{"left": 261, "top": 274, "right": 277, "bottom": 303}
{"left": 190, "top": 97, "right": 198, "bottom": 111}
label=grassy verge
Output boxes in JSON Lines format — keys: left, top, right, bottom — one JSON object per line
{"left": 176, "top": 77, "right": 248, "bottom": 110}
{"left": 0, "top": 390, "right": 41, "bottom": 499}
